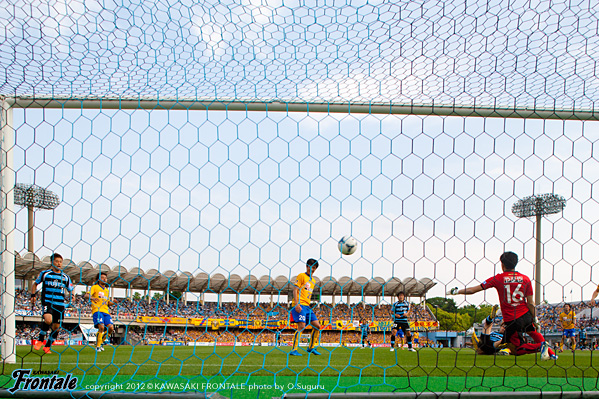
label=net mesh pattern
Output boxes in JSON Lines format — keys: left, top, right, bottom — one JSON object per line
{"left": 1, "top": 0, "right": 599, "bottom": 398}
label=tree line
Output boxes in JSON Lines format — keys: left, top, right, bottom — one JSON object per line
{"left": 426, "top": 297, "right": 494, "bottom": 331}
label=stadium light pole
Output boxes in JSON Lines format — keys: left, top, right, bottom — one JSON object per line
{"left": 512, "top": 193, "right": 566, "bottom": 306}
{"left": 14, "top": 183, "right": 60, "bottom": 252}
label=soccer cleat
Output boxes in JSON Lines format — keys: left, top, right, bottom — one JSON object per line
{"left": 540, "top": 342, "right": 550, "bottom": 361}
{"left": 489, "top": 304, "right": 499, "bottom": 320}
{"left": 408, "top": 348, "right": 416, "bottom": 352}
{"left": 289, "top": 350, "right": 302, "bottom": 356}
{"left": 43, "top": 347, "right": 51, "bottom": 354}
{"left": 390, "top": 348, "right": 395, "bottom": 352}
{"left": 33, "top": 340, "right": 44, "bottom": 351}
{"left": 307, "top": 348, "right": 321, "bottom": 355}
{"left": 498, "top": 348, "right": 510, "bottom": 356}
{"left": 96, "top": 346, "right": 104, "bottom": 352}
{"left": 550, "top": 354, "right": 558, "bottom": 360}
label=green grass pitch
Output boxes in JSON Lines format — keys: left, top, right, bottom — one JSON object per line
{"left": 2, "top": 345, "right": 599, "bottom": 398}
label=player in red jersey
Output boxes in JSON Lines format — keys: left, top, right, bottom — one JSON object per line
{"left": 447, "top": 251, "right": 550, "bottom": 360}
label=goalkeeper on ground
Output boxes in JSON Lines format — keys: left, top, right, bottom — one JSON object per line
{"left": 471, "top": 305, "right": 509, "bottom": 355}
{"left": 472, "top": 305, "right": 558, "bottom": 359}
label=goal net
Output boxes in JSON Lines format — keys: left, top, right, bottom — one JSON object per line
{"left": 1, "top": 0, "right": 598, "bottom": 398}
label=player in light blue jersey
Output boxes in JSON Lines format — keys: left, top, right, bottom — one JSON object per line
{"left": 30, "top": 253, "right": 74, "bottom": 353}
{"left": 390, "top": 291, "right": 415, "bottom": 352}
{"left": 359, "top": 319, "right": 372, "bottom": 348}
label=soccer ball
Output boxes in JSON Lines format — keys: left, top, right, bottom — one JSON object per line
{"left": 338, "top": 235, "right": 358, "bottom": 255}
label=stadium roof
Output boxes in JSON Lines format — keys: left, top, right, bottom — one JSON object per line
{"left": 15, "top": 252, "right": 436, "bottom": 297}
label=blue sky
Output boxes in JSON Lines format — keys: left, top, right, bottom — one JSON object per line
{"left": 2, "top": 0, "right": 599, "bottom": 305}
{"left": 10, "top": 108, "right": 599, "bottom": 304}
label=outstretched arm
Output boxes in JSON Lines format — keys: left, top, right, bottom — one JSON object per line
{"left": 447, "top": 284, "right": 484, "bottom": 296}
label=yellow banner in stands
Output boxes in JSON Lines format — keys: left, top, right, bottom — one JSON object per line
{"left": 135, "top": 316, "right": 240, "bottom": 327}
{"left": 135, "top": 316, "right": 189, "bottom": 324}
{"left": 135, "top": 316, "right": 438, "bottom": 331}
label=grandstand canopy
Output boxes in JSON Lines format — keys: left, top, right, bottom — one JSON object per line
{"left": 16, "top": 252, "right": 436, "bottom": 298}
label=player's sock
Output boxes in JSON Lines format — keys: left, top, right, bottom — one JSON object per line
{"left": 488, "top": 305, "right": 499, "bottom": 318}
{"left": 390, "top": 336, "right": 395, "bottom": 348}
{"left": 45, "top": 329, "right": 59, "bottom": 348}
{"left": 309, "top": 329, "right": 320, "bottom": 350}
{"left": 38, "top": 322, "right": 50, "bottom": 341}
{"left": 527, "top": 331, "right": 545, "bottom": 344}
{"left": 407, "top": 338, "right": 413, "bottom": 349}
{"left": 514, "top": 342, "right": 543, "bottom": 355}
{"left": 97, "top": 332, "right": 105, "bottom": 348}
{"left": 572, "top": 341, "right": 577, "bottom": 350}
{"left": 292, "top": 331, "right": 300, "bottom": 351}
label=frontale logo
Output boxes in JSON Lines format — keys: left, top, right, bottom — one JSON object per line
{"left": 9, "top": 369, "right": 78, "bottom": 393}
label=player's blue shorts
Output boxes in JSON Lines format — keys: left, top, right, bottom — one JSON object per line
{"left": 93, "top": 311, "right": 113, "bottom": 327}
{"left": 563, "top": 328, "right": 576, "bottom": 338}
{"left": 414, "top": 338, "right": 419, "bottom": 344}
{"left": 397, "top": 329, "right": 405, "bottom": 338}
{"left": 291, "top": 305, "right": 318, "bottom": 324}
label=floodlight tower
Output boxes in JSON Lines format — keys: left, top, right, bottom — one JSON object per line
{"left": 512, "top": 193, "right": 566, "bottom": 305}
{"left": 14, "top": 183, "right": 60, "bottom": 252}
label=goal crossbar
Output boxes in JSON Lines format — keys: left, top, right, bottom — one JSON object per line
{"left": 4, "top": 97, "right": 599, "bottom": 120}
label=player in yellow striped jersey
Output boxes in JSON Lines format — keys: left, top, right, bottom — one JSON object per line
{"left": 558, "top": 303, "right": 577, "bottom": 352}
{"left": 289, "top": 259, "right": 321, "bottom": 356}
{"left": 413, "top": 331, "right": 420, "bottom": 348}
{"left": 87, "top": 272, "right": 115, "bottom": 352}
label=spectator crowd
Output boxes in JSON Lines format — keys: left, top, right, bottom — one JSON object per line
{"left": 16, "top": 289, "right": 436, "bottom": 323}
{"left": 16, "top": 288, "right": 599, "bottom": 345}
